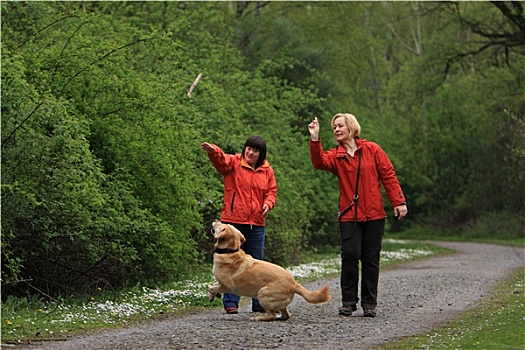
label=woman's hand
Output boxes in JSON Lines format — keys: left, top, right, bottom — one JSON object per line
{"left": 262, "top": 204, "right": 270, "bottom": 217}
{"left": 200, "top": 142, "right": 214, "bottom": 153}
{"left": 394, "top": 205, "right": 408, "bottom": 220}
{"left": 308, "top": 117, "right": 320, "bottom": 141}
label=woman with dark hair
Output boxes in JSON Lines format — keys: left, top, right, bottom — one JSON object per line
{"left": 201, "top": 135, "right": 277, "bottom": 314}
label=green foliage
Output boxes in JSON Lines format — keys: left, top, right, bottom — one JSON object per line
{"left": 1, "top": 49, "right": 199, "bottom": 295}
{"left": 464, "top": 211, "right": 525, "bottom": 241}
{"left": 1, "top": 2, "right": 209, "bottom": 296}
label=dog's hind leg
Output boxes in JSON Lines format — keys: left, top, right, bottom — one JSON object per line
{"left": 279, "top": 307, "right": 291, "bottom": 320}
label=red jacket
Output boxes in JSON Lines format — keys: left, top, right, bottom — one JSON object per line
{"left": 310, "top": 138, "right": 405, "bottom": 222}
{"left": 206, "top": 145, "right": 277, "bottom": 226}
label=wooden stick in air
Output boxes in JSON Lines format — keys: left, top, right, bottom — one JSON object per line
{"left": 187, "top": 73, "right": 202, "bottom": 97}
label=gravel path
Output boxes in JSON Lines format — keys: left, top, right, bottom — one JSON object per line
{"left": 16, "top": 241, "right": 524, "bottom": 350}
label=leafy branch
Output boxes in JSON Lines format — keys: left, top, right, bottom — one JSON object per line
{"left": 60, "top": 38, "right": 152, "bottom": 93}
{"left": 1, "top": 100, "right": 45, "bottom": 149}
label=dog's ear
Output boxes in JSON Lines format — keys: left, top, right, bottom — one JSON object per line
{"left": 231, "top": 226, "right": 245, "bottom": 245}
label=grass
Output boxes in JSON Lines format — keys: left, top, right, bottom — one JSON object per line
{"left": 372, "top": 267, "right": 525, "bottom": 350}
{"left": 392, "top": 223, "right": 524, "bottom": 248}
{"left": 1, "top": 239, "right": 446, "bottom": 344}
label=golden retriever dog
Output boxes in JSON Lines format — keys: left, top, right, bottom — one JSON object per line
{"left": 209, "top": 220, "right": 331, "bottom": 321}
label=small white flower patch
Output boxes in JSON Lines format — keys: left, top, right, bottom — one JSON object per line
{"left": 287, "top": 259, "right": 340, "bottom": 279}
{"left": 287, "top": 246, "right": 433, "bottom": 278}
{"left": 381, "top": 249, "right": 433, "bottom": 262}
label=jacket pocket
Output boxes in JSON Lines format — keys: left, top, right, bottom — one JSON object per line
{"left": 230, "top": 192, "right": 236, "bottom": 214}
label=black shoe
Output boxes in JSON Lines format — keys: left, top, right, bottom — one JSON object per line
{"left": 252, "top": 308, "right": 266, "bottom": 313}
{"left": 338, "top": 304, "right": 357, "bottom": 317}
{"left": 363, "top": 308, "right": 378, "bottom": 317}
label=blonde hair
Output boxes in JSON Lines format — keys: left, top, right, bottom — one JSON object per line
{"left": 331, "top": 113, "right": 361, "bottom": 137}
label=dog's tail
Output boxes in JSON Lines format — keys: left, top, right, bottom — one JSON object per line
{"left": 293, "top": 283, "right": 331, "bottom": 304}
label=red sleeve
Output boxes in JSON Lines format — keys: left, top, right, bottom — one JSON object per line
{"left": 374, "top": 145, "right": 406, "bottom": 207}
{"left": 309, "top": 139, "right": 336, "bottom": 173}
{"left": 206, "top": 145, "right": 238, "bottom": 175}
{"left": 264, "top": 168, "right": 278, "bottom": 209}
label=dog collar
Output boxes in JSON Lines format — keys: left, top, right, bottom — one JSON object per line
{"left": 213, "top": 248, "right": 239, "bottom": 254}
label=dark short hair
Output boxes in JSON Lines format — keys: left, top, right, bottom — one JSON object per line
{"left": 242, "top": 135, "right": 267, "bottom": 169}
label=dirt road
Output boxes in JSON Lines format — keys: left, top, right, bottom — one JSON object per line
{"left": 17, "top": 241, "right": 524, "bottom": 350}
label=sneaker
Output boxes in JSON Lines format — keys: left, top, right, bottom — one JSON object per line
{"left": 252, "top": 308, "right": 266, "bottom": 313}
{"left": 363, "top": 308, "right": 378, "bottom": 317}
{"left": 338, "top": 304, "right": 357, "bottom": 317}
{"left": 225, "top": 307, "right": 238, "bottom": 314}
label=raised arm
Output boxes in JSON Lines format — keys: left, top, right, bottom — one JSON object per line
{"left": 308, "top": 117, "right": 320, "bottom": 141}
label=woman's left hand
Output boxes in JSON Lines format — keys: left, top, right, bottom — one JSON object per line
{"left": 262, "top": 204, "right": 270, "bottom": 217}
{"left": 394, "top": 205, "right": 408, "bottom": 220}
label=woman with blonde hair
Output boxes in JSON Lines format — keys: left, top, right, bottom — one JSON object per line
{"left": 308, "top": 113, "right": 407, "bottom": 317}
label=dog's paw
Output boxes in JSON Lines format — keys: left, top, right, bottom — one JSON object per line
{"left": 209, "top": 292, "right": 222, "bottom": 302}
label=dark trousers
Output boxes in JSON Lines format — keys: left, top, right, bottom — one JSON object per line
{"left": 339, "top": 219, "right": 385, "bottom": 308}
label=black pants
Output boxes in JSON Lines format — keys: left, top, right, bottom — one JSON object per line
{"left": 339, "top": 219, "right": 385, "bottom": 308}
